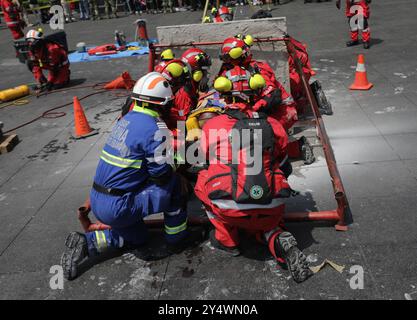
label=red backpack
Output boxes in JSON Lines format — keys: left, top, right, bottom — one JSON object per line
{"left": 205, "top": 109, "right": 290, "bottom": 204}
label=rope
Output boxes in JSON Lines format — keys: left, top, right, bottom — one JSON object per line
{"left": 2, "top": 81, "right": 130, "bottom": 135}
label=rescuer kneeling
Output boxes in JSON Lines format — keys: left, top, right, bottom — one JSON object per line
{"left": 194, "top": 67, "right": 313, "bottom": 283}
{"left": 61, "top": 72, "right": 203, "bottom": 281}
{"left": 26, "top": 29, "right": 71, "bottom": 93}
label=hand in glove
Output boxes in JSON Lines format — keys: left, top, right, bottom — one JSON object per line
{"left": 261, "top": 88, "right": 282, "bottom": 115}
{"left": 35, "top": 82, "right": 53, "bottom": 94}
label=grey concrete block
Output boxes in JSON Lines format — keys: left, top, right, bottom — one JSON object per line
{"left": 157, "top": 17, "right": 289, "bottom": 90}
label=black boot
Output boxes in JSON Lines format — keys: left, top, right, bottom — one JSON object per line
{"left": 346, "top": 40, "right": 359, "bottom": 47}
{"left": 167, "top": 227, "right": 208, "bottom": 254}
{"left": 299, "top": 136, "right": 315, "bottom": 165}
{"left": 209, "top": 230, "right": 241, "bottom": 256}
{"left": 310, "top": 80, "right": 333, "bottom": 116}
{"left": 60, "top": 232, "right": 89, "bottom": 281}
{"left": 274, "top": 232, "right": 312, "bottom": 283}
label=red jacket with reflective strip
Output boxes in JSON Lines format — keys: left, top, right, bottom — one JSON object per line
{"left": 1, "top": 0, "right": 22, "bottom": 27}
{"left": 345, "top": 0, "right": 370, "bottom": 18}
{"left": 28, "top": 42, "right": 70, "bottom": 84}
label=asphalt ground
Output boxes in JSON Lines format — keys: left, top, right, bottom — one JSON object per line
{"left": 0, "top": 0, "right": 416, "bottom": 300}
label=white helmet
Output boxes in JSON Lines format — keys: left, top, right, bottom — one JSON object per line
{"left": 26, "top": 29, "right": 44, "bottom": 41}
{"left": 131, "top": 72, "right": 174, "bottom": 106}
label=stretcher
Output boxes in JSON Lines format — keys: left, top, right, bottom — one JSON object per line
{"left": 78, "top": 17, "right": 350, "bottom": 232}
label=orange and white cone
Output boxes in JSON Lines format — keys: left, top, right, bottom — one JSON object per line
{"left": 73, "top": 97, "right": 98, "bottom": 139}
{"left": 350, "top": 54, "right": 373, "bottom": 90}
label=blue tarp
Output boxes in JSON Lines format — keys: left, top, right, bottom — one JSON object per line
{"left": 68, "top": 41, "right": 152, "bottom": 63}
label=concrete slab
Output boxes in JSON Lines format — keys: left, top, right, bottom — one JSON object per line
{"left": 339, "top": 161, "right": 417, "bottom": 199}
{"left": 331, "top": 136, "right": 400, "bottom": 165}
{"left": 384, "top": 133, "right": 417, "bottom": 160}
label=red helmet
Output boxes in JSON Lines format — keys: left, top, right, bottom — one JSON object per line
{"left": 155, "top": 59, "right": 190, "bottom": 93}
{"left": 218, "top": 6, "right": 230, "bottom": 15}
{"left": 220, "top": 36, "right": 252, "bottom": 65}
{"left": 181, "top": 48, "right": 211, "bottom": 71}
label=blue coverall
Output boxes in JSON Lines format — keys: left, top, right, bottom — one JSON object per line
{"left": 85, "top": 104, "right": 188, "bottom": 255}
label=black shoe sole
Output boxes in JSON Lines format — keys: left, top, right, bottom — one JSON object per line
{"left": 61, "top": 232, "right": 88, "bottom": 281}
{"left": 300, "top": 137, "right": 316, "bottom": 165}
{"left": 278, "top": 232, "right": 313, "bottom": 283}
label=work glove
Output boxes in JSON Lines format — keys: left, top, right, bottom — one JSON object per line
{"left": 336, "top": 0, "right": 341, "bottom": 9}
{"left": 35, "top": 81, "right": 53, "bottom": 94}
{"left": 262, "top": 88, "right": 282, "bottom": 115}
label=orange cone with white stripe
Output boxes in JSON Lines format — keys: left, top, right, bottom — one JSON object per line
{"left": 350, "top": 54, "right": 373, "bottom": 90}
{"left": 104, "top": 71, "right": 135, "bottom": 90}
{"left": 73, "top": 97, "right": 98, "bottom": 139}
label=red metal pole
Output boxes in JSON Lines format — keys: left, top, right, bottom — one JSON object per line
{"left": 285, "top": 38, "right": 349, "bottom": 230}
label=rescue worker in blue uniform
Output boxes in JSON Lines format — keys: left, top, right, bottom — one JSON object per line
{"left": 61, "top": 72, "right": 196, "bottom": 280}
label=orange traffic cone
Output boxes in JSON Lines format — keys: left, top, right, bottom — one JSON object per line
{"left": 73, "top": 96, "right": 98, "bottom": 139}
{"left": 350, "top": 54, "right": 373, "bottom": 90}
{"left": 104, "top": 71, "right": 135, "bottom": 90}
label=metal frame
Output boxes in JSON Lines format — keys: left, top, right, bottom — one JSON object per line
{"left": 78, "top": 37, "right": 349, "bottom": 232}
{"left": 147, "top": 36, "right": 349, "bottom": 231}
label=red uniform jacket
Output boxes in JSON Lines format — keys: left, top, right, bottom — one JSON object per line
{"left": 288, "top": 39, "right": 313, "bottom": 100}
{"left": 346, "top": 0, "right": 370, "bottom": 18}
{"left": 218, "top": 60, "right": 298, "bottom": 130}
{"left": 1, "top": 0, "right": 22, "bottom": 27}
{"left": 250, "top": 61, "right": 298, "bottom": 131}
{"left": 1, "top": 0, "right": 24, "bottom": 39}
{"left": 28, "top": 42, "right": 70, "bottom": 85}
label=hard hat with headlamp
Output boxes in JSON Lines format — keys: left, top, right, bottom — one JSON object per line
{"left": 26, "top": 29, "right": 44, "bottom": 49}
{"left": 220, "top": 35, "right": 254, "bottom": 65}
{"left": 155, "top": 59, "right": 191, "bottom": 93}
{"left": 131, "top": 72, "right": 174, "bottom": 107}
{"left": 181, "top": 48, "right": 211, "bottom": 83}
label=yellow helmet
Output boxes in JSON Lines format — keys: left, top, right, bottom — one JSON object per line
{"left": 161, "top": 49, "right": 174, "bottom": 61}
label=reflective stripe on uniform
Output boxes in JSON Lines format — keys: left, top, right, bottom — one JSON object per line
{"left": 205, "top": 211, "right": 217, "bottom": 220}
{"left": 132, "top": 104, "right": 160, "bottom": 117}
{"left": 165, "top": 219, "right": 188, "bottom": 235}
{"left": 282, "top": 96, "right": 295, "bottom": 105}
{"left": 95, "top": 230, "right": 108, "bottom": 252}
{"left": 100, "top": 150, "right": 142, "bottom": 169}
{"left": 211, "top": 198, "right": 285, "bottom": 210}
{"left": 279, "top": 155, "right": 289, "bottom": 167}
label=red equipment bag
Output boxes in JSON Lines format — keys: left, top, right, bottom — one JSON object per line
{"left": 88, "top": 44, "right": 118, "bottom": 56}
